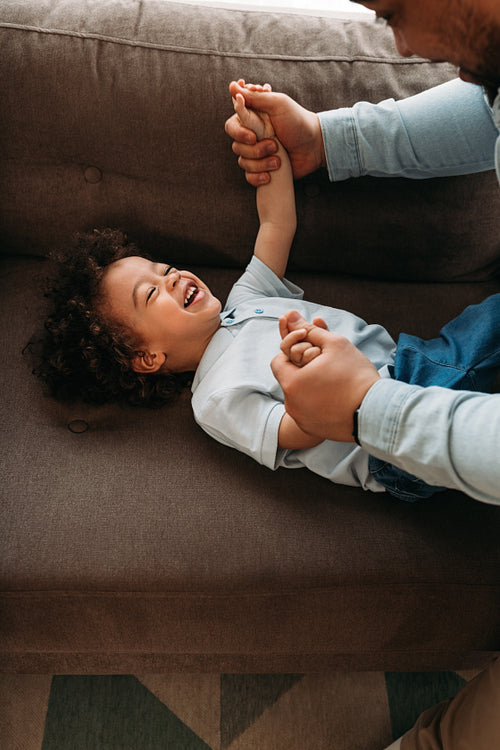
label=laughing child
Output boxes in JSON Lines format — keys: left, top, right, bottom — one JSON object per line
{"left": 36, "top": 83, "right": 500, "bottom": 500}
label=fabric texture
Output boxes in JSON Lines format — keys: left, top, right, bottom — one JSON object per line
{"left": 2, "top": 0, "right": 500, "bottom": 281}
{"left": 1, "top": 0, "right": 499, "bottom": 673}
{"left": 320, "top": 79, "right": 497, "bottom": 181}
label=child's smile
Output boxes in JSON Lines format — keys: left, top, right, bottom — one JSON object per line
{"left": 100, "top": 256, "right": 222, "bottom": 374}
{"left": 184, "top": 282, "right": 200, "bottom": 307}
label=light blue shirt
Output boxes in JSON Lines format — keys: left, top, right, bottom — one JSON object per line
{"left": 319, "top": 78, "right": 498, "bottom": 181}
{"left": 192, "top": 256, "right": 396, "bottom": 491}
{"left": 319, "top": 79, "right": 500, "bottom": 505}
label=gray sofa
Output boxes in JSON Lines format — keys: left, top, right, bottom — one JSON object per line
{"left": 1, "top": 0, "right": 500, "bottom": 674}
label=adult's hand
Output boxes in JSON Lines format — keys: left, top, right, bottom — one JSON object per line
{"left": 225, "top": 79, "right": 326, "bottom": 186}
{"left": 271, "top": 311, "right": 381, "bottom": 443}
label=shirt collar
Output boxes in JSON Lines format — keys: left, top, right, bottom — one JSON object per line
{"left": 191, "top": 325, "right": 234, "bottom": 393}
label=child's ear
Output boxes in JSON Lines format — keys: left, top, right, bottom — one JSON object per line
{"left": 131, "top": 350, "right": 166, "bottom": 374}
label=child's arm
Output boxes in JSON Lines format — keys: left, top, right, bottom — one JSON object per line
{"left": 233, "top": 90, "right": 296, "bottom": 280}
{"left": 232, "top": 89, "right": 318, "bottom": 451}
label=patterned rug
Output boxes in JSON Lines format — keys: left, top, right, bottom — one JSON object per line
{"left": 1, "top": 670, "right": 481, "bottom": 750}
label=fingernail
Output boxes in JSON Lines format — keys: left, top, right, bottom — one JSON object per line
{"left": 265, "top": 142, "right": 277, "bottom": 156}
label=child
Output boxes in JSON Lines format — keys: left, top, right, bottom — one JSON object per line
{"left": 37, "top": 84, "right": 500, "bottom": 500}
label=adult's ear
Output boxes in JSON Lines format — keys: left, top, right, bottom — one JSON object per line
{"left": 131, "top": 350, "right": 166, "bottom": 374}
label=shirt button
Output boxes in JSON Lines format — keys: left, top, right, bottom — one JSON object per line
{"left": 254, "top": 308, "right": 264, "bottom": 314}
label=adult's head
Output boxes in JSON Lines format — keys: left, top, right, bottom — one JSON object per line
{"left": 351, "top": 0, "right": 500, "bottom": 101}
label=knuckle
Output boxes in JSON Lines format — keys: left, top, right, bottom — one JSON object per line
{"left": 246, "top": 172, "right": 260, "bottom": 187}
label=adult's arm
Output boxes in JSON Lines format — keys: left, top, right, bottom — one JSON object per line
{"left": 271, "top": 313, "right": 500, "bottom": 505}
{"left": 359, "top": 378, "right": 500, "bottom": 505}
{"left": 320, "top": 78, "right": 498, "bottom": 180}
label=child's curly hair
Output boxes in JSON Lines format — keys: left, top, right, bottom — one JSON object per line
{"left": 34, "top": 228, "right": 189, "bottom": 407}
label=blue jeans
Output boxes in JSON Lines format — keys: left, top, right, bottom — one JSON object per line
{"left": 369, "top": 293, "right": 500, "bottom": 501}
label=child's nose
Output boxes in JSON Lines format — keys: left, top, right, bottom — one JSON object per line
{"left": 165, "top": 268, "right": 180, "bottom": 288}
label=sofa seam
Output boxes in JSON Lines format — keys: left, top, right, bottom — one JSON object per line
{"left": 0, "top": 22, "right": 444, "bottom": 64}
{"left": 2, "top": 582, "right": 499, "bottom": 598}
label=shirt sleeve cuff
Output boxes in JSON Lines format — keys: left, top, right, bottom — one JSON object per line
{"left": 357, "top": 378, "right": 418, "bottom": 458}
{"left": 318, "top": 108, "right": 362, "bottom": 182}
{"left": 261, "top": 402, "right": 288, "bottom": 470}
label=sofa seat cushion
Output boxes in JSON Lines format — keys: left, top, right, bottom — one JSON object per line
{"left": 2, "top": 255, "right": 500, "bottom": 671}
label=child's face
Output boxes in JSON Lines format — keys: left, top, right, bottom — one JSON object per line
{"left": 100, "top": 256, "right": 222, "bottom": 373}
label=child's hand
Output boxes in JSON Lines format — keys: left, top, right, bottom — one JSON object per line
{"left": 280, "top": 328, "right": 321, "bottom": 367}
{"left": 278, "top": 312, "right": 329, "bottom": 367}
{"left": 232, "top": 86, "right": 275, "bottom": 142}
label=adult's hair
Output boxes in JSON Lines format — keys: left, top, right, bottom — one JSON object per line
{"left": 34, "top": 228, "right": 190, "bottom": 407}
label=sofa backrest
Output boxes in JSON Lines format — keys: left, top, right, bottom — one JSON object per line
{"left": 1, "top": 0, "right": 499, "bottom": 281}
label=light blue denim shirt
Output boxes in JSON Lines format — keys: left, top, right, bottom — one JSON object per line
{"left": 319, "top": 79, "right": 500, "bottom": 504}
{"left": 319, "top": 78, "right": 498, "bottom": 181}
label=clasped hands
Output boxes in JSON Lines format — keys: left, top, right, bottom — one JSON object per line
{"left": 271, "top": 311, "right": 381, "bottom": 444}
{"left": 278, "top": 310, "right": 328, "bottom": 367}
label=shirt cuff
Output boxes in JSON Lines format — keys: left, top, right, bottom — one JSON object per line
{"left": 318, "top": 108, "right": 362, "bottom": 182}
{"left": 261, "top": 401, "right": 288, "bottom": 470}
{"left": 357, "top": 378, "right": 418, "bottom": 458}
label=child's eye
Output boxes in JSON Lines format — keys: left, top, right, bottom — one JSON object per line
{"left": 146, "top": 267, "right": 171, "bottom": 303}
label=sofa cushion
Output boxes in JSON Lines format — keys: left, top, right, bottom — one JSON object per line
{"left": 1, "top": 0, "right": 499, "bottom": 281}
{"left": 2, "top": 255, "right": 500, "bottom": 671}
{"left": 1, "top": 0, "right": 500, "bottom": 673}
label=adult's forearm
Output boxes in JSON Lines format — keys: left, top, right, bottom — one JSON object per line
{"left": 319, "top": 78, "right": 497, "bottom": 181}
{"left": 359, "top": 378, "right": 500, "bottom": 505}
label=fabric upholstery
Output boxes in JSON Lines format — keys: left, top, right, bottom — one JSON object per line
{"left": 2, "top": 0, "right": 500, "bottom": 279}
{"left": 1, "top": 0, "right": 499, "bottom": 672}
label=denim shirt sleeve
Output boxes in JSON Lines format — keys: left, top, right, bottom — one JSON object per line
{"left": 359, "top": 379, "right": 500, "bottom": 505}
{"left": 319, "top": 78, "right": 498, "bottom": 180}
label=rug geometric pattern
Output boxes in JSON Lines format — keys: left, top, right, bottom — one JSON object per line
{"left": 0, "top": 669, "right": 481, "bottom": 750}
